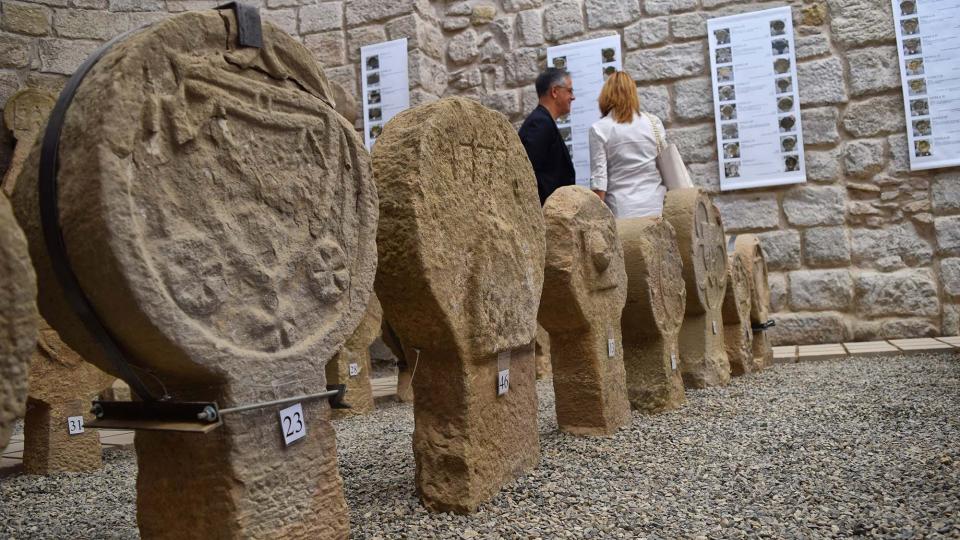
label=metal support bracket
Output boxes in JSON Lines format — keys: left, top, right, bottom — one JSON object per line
{"left": 88, "top": 384, "right": 350, "bottom": 432}
{"left": 752, "top": 319, "right": 776, "bottom": 332}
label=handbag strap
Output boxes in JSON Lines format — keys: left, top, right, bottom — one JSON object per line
{"left": 642, "top": 111, "right": 664, "bottom": 155}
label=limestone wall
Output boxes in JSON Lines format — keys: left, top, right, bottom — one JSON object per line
{"left": 1, "top": 0, "right": 958, "bottom": 344}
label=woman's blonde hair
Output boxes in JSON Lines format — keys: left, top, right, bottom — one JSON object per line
{"left": 598, "top": 71, "right": 640, "bottom": 124}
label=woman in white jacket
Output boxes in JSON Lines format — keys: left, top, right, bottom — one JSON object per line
{"left": 589, "top": 71, "right": 667, "bottom": 218}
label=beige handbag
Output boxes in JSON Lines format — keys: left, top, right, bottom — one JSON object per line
{"left": 645, "top": 112, "right": 693, "bottom": 190}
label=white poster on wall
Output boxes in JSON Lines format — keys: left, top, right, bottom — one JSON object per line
{"left": 360, "top": 38, "right": 409, "bottom": 150}
{"left": 546, "top": 35, "right": 622, "bottom": 188}
{"left": 707, "top": 7, "right": 807, "bottom": 192}
{"left": 892, "top": 0, "right": 960, "bottom": 171}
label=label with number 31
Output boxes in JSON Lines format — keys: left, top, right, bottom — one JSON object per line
{"left": 279, "top": 403, "right": 307, "bottom": 446}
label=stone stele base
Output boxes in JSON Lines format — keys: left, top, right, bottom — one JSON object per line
{"left": 735, "top": 235, "right": 774, "bottom": 370}
{"left": 722, "top": 249, "right": 756, "bottom": 376}
{"left": 326, "top": 295, "right": 382, "bottom": 418}
{"left": 617, "top": 217, "right": 686, "bottom": 414}
{"left": 662, "top": 189, "right": 731, "bottom": 389}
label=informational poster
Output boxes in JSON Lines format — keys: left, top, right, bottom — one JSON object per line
{"left": 707, "top": 7, "right": 807, "bottom": 191}
{"left": 360, "top": 38, "right": 409, "bottom": 150}
{"left": 892, "top": 0, "right": 960, "bottom": 171}
{"left": 546, "top": 35, "right": 622, "bottom": 187}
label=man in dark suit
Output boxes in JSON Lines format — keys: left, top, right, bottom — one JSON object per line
{"left": 518, "top": 68, "right": 576, "bottom": 205}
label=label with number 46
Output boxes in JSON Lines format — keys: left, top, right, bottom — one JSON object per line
{"left": 497, "top": 369, "right": 510, "bottom": 396}
{"left": 279, "top": 403, "right": 307, "bottom": 446}
{"left": 67, "top": 416, "right": 84, "bottom": 435}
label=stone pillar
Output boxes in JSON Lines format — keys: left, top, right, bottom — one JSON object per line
{"left": 722, "top": 250, "right": 755, "bottom": 376}
{"left": 535, "top": 324, "right": 552, "bottom": 380}
{"left": 0, "top": 195, "right": 37, "bottom": 448}
{"left": 1, "top": 89, "right": 55, "bottom": 196}
{"left": 618, "top": 217, "right": 687, "bottom": 413}
{"left": 381, "top": 320, "right": 415, "bottom": 403}
{"left": 11, "top": 11, "right": 376, "bottom": 539}
{"left": 325, "top": 295, "right": 382, "bottom": 417}
{"left": 539, "top": 186, "right": 630, "bottom": 436}
{"left": 23, "top": 322, "right": 114, "bottom": 474}
{"left": 662, "top": 189, "right": 731, "bottom": 389}
{"left": 735, "top": 235, "right": 773, "bottom": 369}
{"left": 372, "top": 97, "right": 544, "bottom": 513}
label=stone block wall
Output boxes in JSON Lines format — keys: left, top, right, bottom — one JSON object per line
{"left": 1, "top": 0, "right": 958, "bottom": 345}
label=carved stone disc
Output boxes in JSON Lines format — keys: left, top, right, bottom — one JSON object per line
{"left": 13, "top": 10, "right": 377, "bottom": 388}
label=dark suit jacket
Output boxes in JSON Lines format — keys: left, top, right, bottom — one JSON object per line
{"left": 518, "top": 105, "right": 576, "bottom": 205}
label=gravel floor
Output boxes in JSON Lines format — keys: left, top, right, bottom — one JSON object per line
{"left": 1, "top": 352, "right": 958, "bottom": 539}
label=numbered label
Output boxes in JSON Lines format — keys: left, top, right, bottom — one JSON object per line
{"left": 67, "top": 416, "right": 84, "bottom": 435}
{"left": 279, "top": 403, "right": 307, "bottom": 446}
{"left": 497, "top": 369, "right": 510, "bottom": 396}
{"left": 712, "top": 320, "right": 718, "bottom": 335}
{"left": 670, "top": 353, "right": 677, "bottom": 371}
{"left": 607, "top": 338, "right": 616, "bottom": 358}
{"left": 348, "top": 363, "right": 360, "bottom": 377}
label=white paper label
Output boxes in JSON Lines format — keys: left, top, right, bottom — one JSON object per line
{"left": 279, "top": 403, "right": 306, "bottom": 446}
{"left": 497, "top": 369, "right": 510, "bottom": 396}
{"left": 67, "top": 415, "right": 84, "bottom": 435}
{"left": 607, "top": 338, "right": 616, "bottom": 358}
{"left": 712, "top": 320, "right": 718, "bottom": 335}
{"left": 671, "top": 353, "right": 677, "bottom": 371}
{"left": 361, "top": 38, "right": 411, "bottom": 150}
{"left": 348, "top": 363, "right": 360, "bottom": 377}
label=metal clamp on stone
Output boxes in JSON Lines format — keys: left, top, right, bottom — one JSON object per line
{"left": 89, "top": 385, "right": 349, "bottom": 432}
{"left": 752, "top": 320, "right": 776, "bottom": 332}
{"left": 38, "top": 2, "right": 265, "bottom": 429}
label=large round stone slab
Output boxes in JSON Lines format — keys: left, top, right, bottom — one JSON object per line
{"left": 662, "top": 189, "right": 727, "bottom": 315}
{"left": 373, "top": 96, "right": 545, "bottom": 358}
{"left": 735, "top": 235, "right": 771, "bottom": 324}
{"left": 0, "top": 195, "right": 37, "bottom": 447}
{"left": 13, "top": 9, "right": 377, "bottom": 396}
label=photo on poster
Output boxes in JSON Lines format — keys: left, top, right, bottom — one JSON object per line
{"left": 368, "top": 89, "right": 381, "bottom": 105}
{"left": 369, "top": 107, "right": 382, "bottom": 122}
{"left": 901, "top": 18, "right": 919, "bottom": 35}
{"left": 719, "top": 85, "right": 736, "bottom": 102}
{"left": 915, "top": 139, "right": 932, "bottom": 157}
{"left": 906, "top": 58, "right": 924, "bottom": 76}
{"left": 779, "top": 114, "right": 796, "bottom": 132}
{"left": 602, "top": 65, "right": 616, "bottom": 80}
{"left": 777, "top": 95, "right": 794, "bottom": 113}
{"left": 724, "top": 162, "right": 741, "bottom": 178}
{"left": 908, "top": 78, "right": 927, "bottom": 96}
{"left": 602, "top": 48, "right": 616, "bottom": 63}
{"left": 775, "top": 76, "right": 792, "bottom": 94}
{"left": 781, "top": 135, "right": 797, "bottom": 152}
{"left": 784, "top": 154, "right": 800, "bottom": 172}
{"left": 900, "top": 0, "right": 916, "bottom": 15}
{"left": 369, "top": 124, "right": 382, "bottom": 140}
{"left": 714, "top": 28, "right": 730, "bottom": 45}
{"left": 903, "top": 38, "right": 922, "bottom": 56}
{"left": 367, "top": 71, "right": 380, "bottom": 87}
{"left": 557, "top": 114, "right": 570, "bottom": 125}
{"left": 773, "top": 58, "right": 790, "bottom": 74}
{"left": 720, "top": 103, "right": 737, "bottom": 121}
{"left": 366, "top": 55, "right": 379, "bottom": 70}
{"left": 770, "top": 19, "right": 786, "bottom": 36}
{"left": 559, "top": 126, "right": 572, "bottom": 143}
{"left": 723, "top": 142, "right": 741, "bottom": 159}
{"left": 913, "top": 119, "right": 931, "bottom": 137}
{"left": 722, "top": 123, "right": 739, "bottom": 140}
{"left": 772, "top": 39, "right": 790, "bottom": 55}
{"left": 910, "top": 98, "right": 929, "bottom": 116}
{"left": 718, "top": 66, "right": 734, "bottom": 82}
{"left": 552, "top": 56, "right": 567, "bottom": 69}
{"left": 716, "top": 47, "right": 732, "bottom": 64}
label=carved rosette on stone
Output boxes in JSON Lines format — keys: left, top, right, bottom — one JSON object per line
{"left": 662, "top": 189, "right": 731, "bottom": 389}
{"left": 12, "top": 10, "right": 376, "bottom": 539}
{"left": 735, "top": 235, "right": 773, "bottom": 369}
{"left": 618, "top": 217, "right": 687, "bottom": 413}
{"left": 326, "top": 294, "right": 382, "bottom": 417}
{"left": 372, "top": 97, "right": 545, "bottom": 513}
{"left": 24, "top": 322, "right": 114, "bottom": 474}
{"left": 539, "top": 186, "right": 630, "bottom": 436}
{"left": 0, "top": 195, "right": 37, "bottom": 448}
{"left": 722, "top": 248, "right": 755, "bottom": 376}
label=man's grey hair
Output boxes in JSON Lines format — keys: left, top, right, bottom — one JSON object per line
{"left": 535, "top": 67, "right": 570, "bottom": 97}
